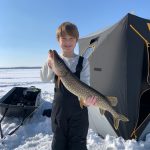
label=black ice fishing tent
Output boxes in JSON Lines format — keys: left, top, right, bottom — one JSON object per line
{"left": 79, "top": 13, "right": 150, "bottom": 140}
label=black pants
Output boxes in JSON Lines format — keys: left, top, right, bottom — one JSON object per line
{"left": 51, "top": 102, "right": 89, "bottom": 150}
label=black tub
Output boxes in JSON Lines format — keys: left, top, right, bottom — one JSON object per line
{"left": 0, "top": 86, "right": 41, "bottom": 118}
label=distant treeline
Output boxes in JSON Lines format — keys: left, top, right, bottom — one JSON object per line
{"left": 0, "top": 67, "right": 41, "bottom": 69}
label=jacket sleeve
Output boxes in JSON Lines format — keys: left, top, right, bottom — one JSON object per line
{"left": 80, "top": 57, "right": 90, "bottom": 86}
{"left": 40, "top": 61, "right": 54, "bottom": 82}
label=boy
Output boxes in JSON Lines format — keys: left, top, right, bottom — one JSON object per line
{"left": 40, "top": 22, "right": 96, "bottom": 150}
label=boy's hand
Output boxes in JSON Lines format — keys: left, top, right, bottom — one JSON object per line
{"left": 84, "top": 96, "right": 97, "bottom": 106}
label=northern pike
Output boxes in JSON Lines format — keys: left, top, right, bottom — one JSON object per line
{"left": 49, "top": 50, "right": 129, "bottom": 130}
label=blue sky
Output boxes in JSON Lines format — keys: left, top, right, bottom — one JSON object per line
{"left": 0, "top": 0, "right": 150, "bottom": 67}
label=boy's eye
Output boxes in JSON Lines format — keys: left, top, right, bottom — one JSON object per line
{"left": 60, "top": 37, "right": 76, "bottom": 41}
{"left": 61, "top": 38, "right": 66, "bottom": 40}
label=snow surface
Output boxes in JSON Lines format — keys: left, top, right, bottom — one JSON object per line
{"left": 0, "top": 68, "right": 150, "bottom": 150}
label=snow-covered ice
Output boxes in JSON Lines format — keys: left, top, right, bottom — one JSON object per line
{"left": 0, "top": 68, "right": 150, "bottom": 150}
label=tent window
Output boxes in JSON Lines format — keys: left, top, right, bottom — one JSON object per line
{"left": 82, "top": 37, "right": 99, "bottom": 58}
{"left": 90, "top": 37, "right": 99, "bottom": 45}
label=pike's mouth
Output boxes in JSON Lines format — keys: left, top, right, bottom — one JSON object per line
{"left": 49, "top": 50, "right": 54, "bottom": 59}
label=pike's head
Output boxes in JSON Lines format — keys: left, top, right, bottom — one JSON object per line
{"left": 49, "top": 50, "right": 69, "bottom": 77}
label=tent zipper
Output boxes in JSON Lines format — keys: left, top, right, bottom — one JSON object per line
{"left": 130, "top": 24, "right": 150, "bottom": 139}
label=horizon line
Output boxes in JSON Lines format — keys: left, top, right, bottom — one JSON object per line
{"left": 0, "top": 66, "right": 41, "bottom": 69}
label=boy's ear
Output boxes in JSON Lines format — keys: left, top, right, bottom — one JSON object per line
{"left": 56, "top": 36, "right": 60, "bottom": 42}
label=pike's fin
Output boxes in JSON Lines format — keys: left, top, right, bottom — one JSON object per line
{"left": 114, "top": 117, "right": 119, "bottom": 130}
{"left": 79, "top": 98, "right": 85, "bottom": 109}
{"left": 57, "top": 77, "right": 60, "bottom": 88}
{"left": 107, "top": 96, "right": 118, "bottom": 106}
{"left": 113, "top": 114, "right": 129, "bottom": 130}
{"left": 99, "top": 108, "right": 105, "bottom": 115}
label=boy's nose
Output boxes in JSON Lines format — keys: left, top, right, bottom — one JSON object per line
{"left": 65, "top": 40, "right": 72, "bottom": 45}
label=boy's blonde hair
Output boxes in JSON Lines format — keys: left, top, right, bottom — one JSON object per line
{"left": 56, "top": 22, "right": 79, "bottom": 41}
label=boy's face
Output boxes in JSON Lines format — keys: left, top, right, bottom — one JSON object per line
{"left": 58, "top": 34, "right": 77, "bottom": 54}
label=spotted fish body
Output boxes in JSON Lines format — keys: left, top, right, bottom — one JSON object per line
{"left": 49, "top": 50, "right": 129, "bottom": 130}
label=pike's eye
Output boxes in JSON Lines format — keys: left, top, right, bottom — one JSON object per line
{"left": 57, "top": 60, "right": 61, "bottom": 65}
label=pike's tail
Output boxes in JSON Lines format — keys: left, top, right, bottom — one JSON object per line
{"left": 113, "top": 114, "right": 129, "bottom": 130}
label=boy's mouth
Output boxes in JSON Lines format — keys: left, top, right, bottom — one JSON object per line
{"left": 64, "top": 45, "right": 72, "bottom": 49}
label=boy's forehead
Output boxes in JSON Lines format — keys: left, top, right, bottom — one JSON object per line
{"left": 60, "top": 34, "right": 75, "bottom": 38}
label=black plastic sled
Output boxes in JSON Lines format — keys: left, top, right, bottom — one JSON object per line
{"left": 0, "top": 86, "right": 41, "bottom": 138}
